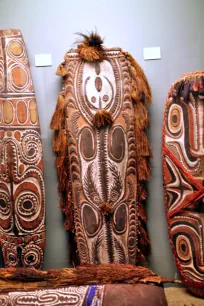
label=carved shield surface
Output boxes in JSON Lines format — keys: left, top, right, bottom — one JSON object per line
{"left": 162, "top": 71, "right": 204, "bottom": 297}
{"left": 65, "top": 50, "right": 137, "bottom": 264}
{"left": 0, "top": 29, "right": 45, "bottom": 269}
{"left": 51, "top": 34, "right": 152, "bottom": 266}
{"left": 0, "top": 284, "right": 167, "bottom": 306}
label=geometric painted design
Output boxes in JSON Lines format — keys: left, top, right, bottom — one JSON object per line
{"left": 0, "top": 284, "right": 167, "bottom": 306}
{"left": 0, "top": 29, "right": 45, "bottom": 269}
{"left": 162, "top": 71, "right": 204, "bottom": 297}
{"left": 0, "top": 285, "right": 104, "bottom": 306}
{"left": 64, "top": 50, "right": 138, "bottom": 264}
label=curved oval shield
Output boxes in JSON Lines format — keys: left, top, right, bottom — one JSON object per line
{"left": 162, "top": 71, "right": 204, "bottom": 297}
{"left": 51, "top": 33, "right": 152, "bottom": 266}
{"left": 0, "top": 29, "right": 45, "bottom": 269}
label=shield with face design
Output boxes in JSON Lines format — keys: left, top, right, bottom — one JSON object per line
{"left": 51, "top": 33, "right": 152, "bottom": 266}
{"left": 163, "top": 71, "right": 204, "bottom": 297}
{"left": 0, "top": 29, "right": 45, "bottom": 269}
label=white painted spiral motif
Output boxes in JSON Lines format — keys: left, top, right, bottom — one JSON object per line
{"left": 7, "top": 286, "right": 89, "bottom": 305}
{"left": 16, "top": 192, "right": 40, "bottom": 221}
{"left": 21, "top": 244, "right": 43, "bottom": 268}
{"left": 20, "top": 130, "right": 42, "bottom": 165}
{"left": 2, "top": 244, "right": 18, "bottom": 267}
{"left": 0, "top": 191, "right": 11, "bottom": 220}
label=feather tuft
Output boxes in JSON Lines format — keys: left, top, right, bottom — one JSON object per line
{"left": 76, "top": 31, "right": 104, "bottom": 62}
{"left": 93, "top": 109, "right": 113, "bottom": 129}
{"left": 50, "top": 92, "right": 66, "bottom": 131}
{"left": 76, "top": 31, "right": 104, "bottom": 47}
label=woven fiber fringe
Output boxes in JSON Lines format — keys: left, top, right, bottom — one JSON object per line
{"left": 124, "top": 52, "right": 152, "bottom": 265}
{"left": 51, "top": 36, "right": 152, "bottom": 267}
{"left": 0, "top": 264, "right": 179, "bottom": 292}
{"left": 124, "top": 52, "right": 151, "bottom": 105}
{"left": 50, "top": 91, "right": 74, "bottom": 234}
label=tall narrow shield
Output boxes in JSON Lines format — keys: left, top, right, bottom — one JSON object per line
{"left": 162, "top": 71, "right": 204, "bottom": 297}
{"left": 51, "top": 33, "right": 152, "bottom": 266}
{"left": 0, "top": 29, "right": 45, "bottom": 269}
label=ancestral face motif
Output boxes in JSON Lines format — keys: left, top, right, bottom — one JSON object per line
{"left": 64, "top": 50, "right": 138, "bottom": 265}
{"left": 0, "top": 29, "right": 45, "bottom": 269}
{"left": 83, "top": 61, "right": 115, "bottom": 110}
{"left": 75, "top": 59, "right": 121, "bottom": 125}
{"left": 163, "top": 74, "right": 204, "bottom": 297}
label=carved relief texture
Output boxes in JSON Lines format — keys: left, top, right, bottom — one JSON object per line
{"left": 0, "top": 29, "right": 45, "bottom": 269}
{"left": 0, "top": 286, "right": 105, "bottom": 306}
{"left": 51, "top": 33, "right": 151, "bottom": 266}
{"left": 162, "top": 71, "right": 204, "bottom": 297}
{"left": 0, "top": 284, "right": 167, "bottom": 306}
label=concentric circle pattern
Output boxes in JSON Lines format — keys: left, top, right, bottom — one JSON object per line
{"left": 163, "top": 71, "right": 204, "bottom": 297}
{"left": 21, "top": 244, "right": 43, "bottom": 269}
{"left": 0, "top": 30, "right": 45, "bottom": 268}
{"left": 20, "top": 130, "right": 42, "bottom": 165}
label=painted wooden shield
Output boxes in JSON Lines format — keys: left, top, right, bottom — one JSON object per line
{"left": 51, "top": 33, "right": 152, "bottom": 266}
{"left": 0, "top": 29, "right": 45, "bottom": 269}
{"left": 162, "top": 71, "right": 204, "bottom": 297}
{"left": 65, "top": 50, "right": 139, "bottom": 264}
{"left": 0, "top": 284, "right": 167, "bottom": 306}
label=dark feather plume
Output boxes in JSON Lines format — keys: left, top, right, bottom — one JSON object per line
{"left": 76, "top": 31, "right": 104, "bottom": 47}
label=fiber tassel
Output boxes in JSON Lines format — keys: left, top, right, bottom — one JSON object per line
{"left": 136, "top": 253, "right": 147, "bottom": 267}
{"left": 56, "top": 155, "right": 74, "bottom": 233}
{"left": 63, "top": 196, "right": 74, "bottom": 232}
{"left": 138, "top": 184, "right": 148, "bottom": 202}
{"left": 137, "top": 157, "right": 151, "bottom": 181}
{"left": 138, "top": 202, "right": 147, "bottom": 222}
{"left": 58, "top": 129, "right": 67, "bottom": 155}
{"left": 134, "top": 101, "right": 152, "bottom": 159}
{"left": 50, "top": 92, "right": 66, "bottom": 130}
{"left": 134, "top": 101, "right": 149, "bottom": 130}
{"left": 135, "top": 132, "right": 152, "bottom": 157}
{"left": 140, "top": 226, "right": 151, "bottom": 253}
{"left": 0, "top": 264, "right": 178, "bottom": 292}
{"left": 52, "top": 130, "right": 67, "bottom": 154}
{"left": 50, "top": 89, "right": 74, "bottom": 234}
{"left": 52, "top": 131, "right": 60, "bottom": 153}
{"left": 56, "top": 156, "right": 68, "bottom": 192}
{"left": 124, "top": 52, "right": 152, "bottom": 105}
{"left": 93, "top": 109, "right": 113, "bottom": 128}
{"left": 126, "top": 52, "right": 152, "bottom": 263}
{"left": 56, "top": 61, "right": 67, "bottom": 77}
{"left": 137, "top": 219, "right": 151, "bottom": 258}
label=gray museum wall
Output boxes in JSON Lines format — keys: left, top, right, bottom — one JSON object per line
{"left": 0, "top": 0, "right": 203, "bottom": 278}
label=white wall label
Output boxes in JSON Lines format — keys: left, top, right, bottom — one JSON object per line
{"left": 143, "top": 47, "right": 161, "bottom": 60}
{"left": 35, "top": 54, "right": 52, "bottom": 67}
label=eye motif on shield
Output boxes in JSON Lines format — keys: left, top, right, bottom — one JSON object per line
{"left": 76, "top": 120, "right": 130, "bottom": 263}
{"left": 84, "top": 62, "right": 114, "bottom": 111}
{"left": 77, "top": 60, "right": 119, "bottom": 124}
{"left": 78, "top": 125, "right": 127, "bottom": 208}
{"left": 163, "top": 72, "right": 204, "bottom": 297}
{"left": 0, "top": 29, "right": 45, "bottom": 269}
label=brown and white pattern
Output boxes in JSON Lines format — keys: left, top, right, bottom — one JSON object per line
{"left": 51, "top": 33, "right": 151, "bottom": 266}
{"left": 65, "top": 50, "right": 137, "bottom": 264}
{"left": 162, "top": 71, "right": 204, "bottom": 297}
{"left": 0, "top": 29, "right": 45, "bottom": 269}
{"left": 0, "top": 286, "right": 90, "bottom": 306}
{"left": 0, "top": 284, "right": 167, "bottom": 306}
